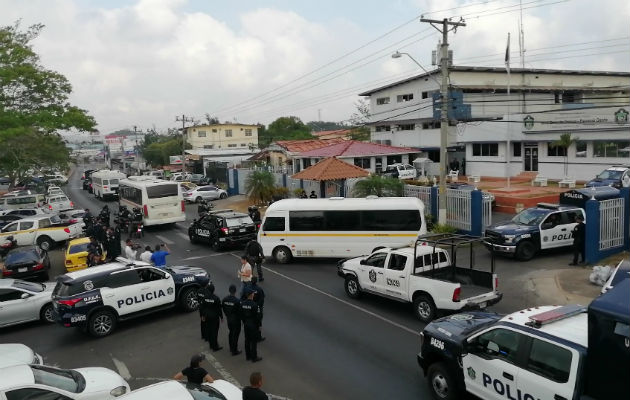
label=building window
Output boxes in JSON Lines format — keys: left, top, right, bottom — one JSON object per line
{"left": 225, "top": 130, "right": 232, "bottom": 137}
{"left": 422, "top": 121, "right": 441, "bottom": 130}
{"left": 375, "top": 125, "right": 390, "bottom": 132}
{"left": 203, "top": 145, "right": 214, "bottom": 149}
{"left": 303, "top": 159, "right": 311, "bottom": 168}
{"left": 354, "top": 157, "right": 371, "bottom": 169}
{"left": 397, "top": 124, "right": 415, "bottom": 131}
{"left": 197, "top": 131, "right": 206, "bottom": 138}
{"left": 513, "top": 142, "right": 522, "bottom": 157}
{"left": 375, "top": 158, "right": 383, "bottom": 172}
{"left": 555, "top": 91, "right": 580, "bottom": 104}
{"left": 575, "top": 141, "right": 587, "bottom": 158}
{"left": 227, "top": 144, "right": 237, "bottom": 148}
{"left": 245, "top": 129, "right": 252, "bottom": 136}
{"left": 397, "top": 93, "right": 413, "bottom": 102}
{"left": 422, "top": 91, "right": 429, "bottom": 99}
{"left": 387, "top": 155, "right": 402, "bottom": 165}
{"left": 472, "top": 143, "right": 499, "bottom": 157}
{"left": 594, "top": 141, "right": 630, "bottom": 158}
{"left": 212, "top": 129, "right": 217, "bottom": 133}
{"left": 376, "top": 97, "right": 390, "bottom": 105}
{"left": 240, "top": 143, "right": 247, "bottom": 146}
{"left": 548, "top": 143, "right": 567, "bottom": 157}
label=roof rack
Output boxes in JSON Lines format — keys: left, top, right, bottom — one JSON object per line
{"left": 525, "top": 304, "right": 586, "bottom": 328}
{"left": 536, "top": 202, "right": 560, "bottom": 209}
{"left": 413, "top": 233, "right": 495, "bottom": 274}
{"left": 207, "top": 209, "right": 234, "bottom": 214}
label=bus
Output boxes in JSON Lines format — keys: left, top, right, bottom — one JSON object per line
{"left": 118, "top": 176, "right": 186, "bottom": 226}
{"left": 258, "top": 197, "right": 426, "bottom": 263}
{"left": 91, "top": 170, "right": 127, "bottom": 200}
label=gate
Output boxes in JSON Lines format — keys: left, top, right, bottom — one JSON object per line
{"left": 404, "top": 185, "right": 432, "bottom": 205}
{"left": 446, "top": 189, "right": 471, "bottom": 231}
{"left": 482, "top": 195, "right": 493, "bottom": 230}
{"left": 599, "top": 198, "right": 624, "bottom": 250}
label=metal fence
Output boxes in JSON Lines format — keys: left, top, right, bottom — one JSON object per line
{"left": 482, "top": 195, "right": 493, "bottom": 230}
{"left": 599, "top": 197, "right": 625, "bottom": 250}
{"left": 404, "top": 185, "right": 432, "bottom": 205}
{"left": 445, "top": 189, "right": 472, "bottom": 231}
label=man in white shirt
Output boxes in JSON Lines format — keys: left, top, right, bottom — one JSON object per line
{"left": 124, "top": 239, "right": 137, "bottom": 260}
{"left": 139, "top": 246, "right": 153, "bottom": 263}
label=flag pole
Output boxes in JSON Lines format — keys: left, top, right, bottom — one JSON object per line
{"left": 506, "top": 32, "right": 511, "bottom": 188}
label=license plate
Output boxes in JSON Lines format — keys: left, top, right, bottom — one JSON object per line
{"left": 239, "top": 228, "right": 246, "bottom": 232}
{"left": 18, "top": 267, "right": 27, "bottom": 272}
{"left": 160, "top": 213, "right": 169, "bottom": 217}
{"left": 478, "top": 302, "right": 487, "bottom": 309}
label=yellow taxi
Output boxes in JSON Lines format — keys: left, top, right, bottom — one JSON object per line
{"left": 64, "top": 237, "right": 106, "bottom": 272}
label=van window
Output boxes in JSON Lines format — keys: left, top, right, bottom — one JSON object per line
{"left": 146, "top": 184, "right": 179, "bottom": 199}
{"left": 110, "top": 179, "right": 119, "bottom": 185}
{"left": 263, "top": 217, "right": 285, "bottom": 231}
{"left": 102, "top": 180, "right": 109, "bottom": 186}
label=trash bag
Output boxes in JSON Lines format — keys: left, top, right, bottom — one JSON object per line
{"left": 589, "top": 265, "right": 612, "bottom": 286}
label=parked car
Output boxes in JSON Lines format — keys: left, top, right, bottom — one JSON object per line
{"left": 43, "top": 173, "right": 68, "bottom": 185}
{"left": 382, "top": 163, "right": 417, "bottom": 180}
{"left": 57, "top": 209, "right": 87, "bottom": 230}
{"left": 0, "top": 343, "right": 43, "bottom": 368}
{"left": 1, "top": 208, "right": 48, "bottom": 218}
{"left": 188, "top": 174, "right": 205, "bottom": 184}
{"left": 117, "top": 380, "right": 241, "bottom": 400}
{"left": 47, "top": 186, "right": 65, "bottom": 196}
{"left": 2, "top": 246, "right": 51, "bottom": 280}
{"left": 180, "top": 182, "right": 198, "bottom": 192}
{"left": 44, "top": 194, "right": 74, "bottom": 213}
{"left": 0, "top": 214, "right": 82, "bottom": 251}
{"left": 0, "top": 279, "right": 56, "bottom": 328}
{"left": 585, "top": 165, "right": 630, "bottom": 189}
{"left": 0, "top": 214, "right": 23, "bottom": 229}
{"left": 64, "top": 237, "right": 105, "bottom": 272}
{"left": 183, "top": 185, "right": 228, "bottom": 203}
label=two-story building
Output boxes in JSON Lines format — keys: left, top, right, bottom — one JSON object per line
{"left": 183, "top": 123, "right": 260, "bottom": 150}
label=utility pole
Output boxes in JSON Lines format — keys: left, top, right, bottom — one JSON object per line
{"left": 175, "top": 115, "right": 194, "bottom": 173}
{"left": 420, "top": 17, "right": 465, "bottom": 224}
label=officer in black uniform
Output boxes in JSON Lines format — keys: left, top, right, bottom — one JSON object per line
{"left": 245, "top": 240, "right": 265, "bottom": 281}
{"left": 241, "top": 288, "right": 262, "bottom": 362}
{"left": 570, "top": 215, "right": 586, "bottom": 265}
{"left": 199, "top": 283, "right": 223, "bottom": 351}
{"left": 250, "top": 277, "right": 266, "bottom": 342}
{"left": 221, "top": 284, "right": 242, "bottom": 356}
{"left": 197, "top": 281, "right": 209, "bottom": 341}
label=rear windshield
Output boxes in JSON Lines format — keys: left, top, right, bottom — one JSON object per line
{"left": 69, "top": 243, "right": 89, "bottom": 254}
{"left": 6, "top": 249, "right": 39, "bottom": 264}
{"left": 147, "top": 184, "right": 179, "bottom": 199}
{"left": 110, "top": 179, "right": 119, "bottom": 185}
{"left": 226, "top": 216, "right": 254, "bottom": 227}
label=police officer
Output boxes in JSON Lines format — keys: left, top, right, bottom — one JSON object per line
{"left": 221, "top": 284, "right": 242, "bottom": 356}
{"left": 570, "top": 215, "right": 586, "bottom": 266}
{"left": 199, "top": 283, "right": 223, "bottom": 351}
{"left": 245, "top": 240, "right": 265, "bottom": 281}
{"left": 197, "top": 281, "right": 209, "bottom": 341}
{"left": 241, "top": 288, "right": 262, "bottom": 362}
{"left": 250, "top": 277, "right": 265, "bottom": 342}
{"left": 104, "top": 228, "right": 121, "bottom": 261}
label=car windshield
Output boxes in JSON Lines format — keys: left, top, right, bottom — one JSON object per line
{"left": 226, "top": 216, "right": 254, "bottom": 227}
{"left": 597, "top": 169, "right": 624, "bottom": 180}
{"left": 31, "top": 365, "right": 84, "bottom": 393}
{"left": 511, "top": 208, "right": 548, "bottom": 226}
{"left": 13, "top": 280, "right": 45, "bottom": 292}
{"left": 5, "top": 249, "right": 38, "bottom": 264}
{"left": 69, "top": 242, "right": 90, "bottom": 254}
{"left": 183, "top": 383, "right": 227, "bottom": 400}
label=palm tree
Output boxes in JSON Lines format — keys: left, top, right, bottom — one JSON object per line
{"left": 552, "top": 133, "right": 578, "bottom": 177}
{"left": 245, "top": 170, "right": 275, "bottom": 204}
{"left": 352, "top": 175, "right": 404, "bottom": 197}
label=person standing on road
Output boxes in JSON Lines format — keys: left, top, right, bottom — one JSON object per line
{"left": 221, "top": 284, "right": 242, "bottom": 356}
{"left": 104, "top": 228, "right": 120, "bottom": 261}
{"left": 245, "top": 240, "right": 265, "bottom": 282}
{"left": 173, "top": 354, "right": 214, "bottom": 384}
{"left": 242, "top": 372, "right": 268, "bottom": 400}
{"left": 250, "top": 277, "right": 265, "bottom": 342}
{"left": 139, "top": 246, "right": 153, "bottom": 263}
{"left": 150, "top": 243, "right": 170, "bottom": 268}
{"left": 239, "top": 255, "right": 253, "bottom": 297}
{"left": 570, "top": 215, "right": 586, "bottom": 266}
{"left": 124, "top": 239, "right": 137, "bottom": 260}
{"left": 241, "top": 288, "right": 262, "bottom": 362}
{"left": 199, "top": 283, "right": 223, "bottom": 351}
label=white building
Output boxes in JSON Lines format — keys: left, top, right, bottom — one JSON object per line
{"left": 359, "top": 66, "right": 630, "bottom": 180}
{"left": 183, "top": 123, "right": 259, "bottom": 150}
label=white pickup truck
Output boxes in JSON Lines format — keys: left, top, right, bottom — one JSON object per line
{"left": 337, "top": 234, "right": 502, "bottom": 322}
{"left": 0, "top": 215, "right": 82, "bottom": 250}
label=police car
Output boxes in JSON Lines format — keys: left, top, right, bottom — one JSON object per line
{"left": 585, "top": 165, "right": 630, "bottom": 189}
{"left": 52, "top": 258, "right": 210, "bottom": 337}
{"left": 188, "top": 209, "right": 256, "bottom": 250}
{"left": 484, "top": 203, "right": 584, "bottom": 261}
{"left": 417, "top": 282, "right": 630, "bottom": 400}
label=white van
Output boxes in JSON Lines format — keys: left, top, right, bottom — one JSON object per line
{"left": 91, "top": 170, "right": 127, "bottom": 200}
{"left": 119, "top": 176, "right": 186, "bottom": 226}
{"left": 0, "top": 194, "right": 45, "bottom": 211}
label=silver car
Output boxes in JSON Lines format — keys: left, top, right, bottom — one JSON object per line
{"left": 0, "top": 279, "right": 55, "bottom": 327}
{"left": 183, "top": 185, "right": 228, "bottom": 203}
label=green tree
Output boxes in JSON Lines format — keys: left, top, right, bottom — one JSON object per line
{"left": 0, "top": 22, "right": 96, "bottom": 182}
{"left": 306, "top": 121, "right": 347, "bottom": 131}
{"left": 352, "top": 175, "right": 404, "bottom": 197}
{"left": 259, "top": 116, "right": 313, "bottom": 148}
{"left": 245, "top": 170, "right": 275, "bottom": 204}
{"left": 348, "top": 99, "right": 371, "bottom": 142}
{"left": 142, "top": 134, "right": 190, "bottom": 167}
{"left": 552, "top": 133, "right": 578, "bottom": 177}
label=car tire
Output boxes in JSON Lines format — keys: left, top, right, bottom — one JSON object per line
{"left": 427, "top": 362, "right": 459, "bottom": 400}
{"left": 88, "top": 309, "right": 117, "bottom": 337}
{"left": 273, "top": 246, "right": 292, "bottom": 264}
{"left": 179, "top": 287, "right": 199, "bottom": 312}
{"left": 195, "top": 197, "right": 203, "bottom": 203}
{"left": 189, "top": 231, "right": 197, "bottom": 244}
{"left": 413, "top": 294, "right": 437, "bottom": 322}
{"left": 344, "top": 276, "right": 361, "bottom": 299}
{"left": 211, "top": 236, "right": 222, "bottom": 251}
{"left": 37, "top": 236, "right": 54, "bottom": 251}
{"left": 40, "top": 303, "right": 55, "bottom": 323}
{"left": 40, "top": 271, "right": 49, "bottom": 281}
{"left": 219, "top": 192, "right": 227, "bottom": 199}
{"left": 515, "top": 240, "right": 537, "bottom": 261}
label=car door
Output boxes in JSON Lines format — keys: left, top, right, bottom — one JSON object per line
{"left": 18, "top": 221, "right": 37, "bottom": 245}
{"left": 539, "top": 212, "right": 565, "bottom": 249}
{"left": 1, "top": 222, "right": 25, "bottom": 245}
{"left": 461, "top": 327, "right": 526, "bottom": 400}
{"left": 206, "top": 186, "right": 220, "bottom": 200}
{"left": 358, "top": 252, "right": 387, "bottom": 292}
{"left": 135, "top": 267, "right": 175, "bottom": 307}
{"left": 557, "top": 210, "right": 582, "bottom": 248}
{"left": 383, "top": 253, "right": 408, "bottom": 299}
{"left": 0, "top": 288, "right": 36, "bottom": 326}
{"left": 622, "top": 169, "right": 630, "bottom": 187}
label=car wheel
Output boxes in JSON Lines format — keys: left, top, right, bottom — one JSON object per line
{"left": 37, "top": 236, "right": 54, "bottom": 251}
{"left": 427, "top": 362, "right": 459, "bottom": 400}
{"left": 189, "top": 231, "right": 197, "bottom": 244}
{"left": 219, "top": 192, "right": 227, "bottom": 199}
{"left": 515, "top": 240, "right": 537, "bottom": 261}
{"left": 179, "top": 287, "right": 199, "bottom": 311}
{"left": 273, "top": 246, "right": 292, "bottom": 264}
{"left": 413, "top": 294, "right": 437, "bottom": 322}
{"left": 195, "top": 197, "right": 203, "bottom": 203}
{"left": 40, "top": 271, "right": 49, "bottom": 281}
{"left": 211, "top": 236, "right": 222, "bottom": 251}
{"left": 344, "top": 276, "right": 361, "bottom": 299}
{"left": 88, "top": 309, "right": 117, "bottom": 337}
{"left": 40, "top": 303, "right": 55, "bottom": 323}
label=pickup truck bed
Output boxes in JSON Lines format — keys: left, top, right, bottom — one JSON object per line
{"left": 417, "top": 266, "right": 496, "bottom": 302}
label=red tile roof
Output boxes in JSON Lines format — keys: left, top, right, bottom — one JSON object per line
{"left": 298, "top": 140, "right": 416, "bottom": 157}
{"left": 311, "top": 129, "right": 352, "bottom": 137}
{"left": 291, "top": 157, "right": 370, "bottom": 181}
{"left": 274, "top": 138, "right": 347, "bottom": 153}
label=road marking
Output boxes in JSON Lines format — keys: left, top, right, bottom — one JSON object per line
{"left": 262, "top": 267, "right": 421, "bottom": 337}
{"left": 155, "top": 234, "right": 175, "bottom": 245}
{"left": 111, "top": 356, "right": 132, "bottom": 380}
{"left": 201, "top": 351, "right": 241, "bottom": 387}
{"left": 176, "top": 232, "right": 190, "bottom": 240}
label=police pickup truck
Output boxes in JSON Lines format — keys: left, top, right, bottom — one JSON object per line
{"left": 0, "top": 214, "right": 82, "bottom": 251}
{"left": 338, "top": 234, "right": 502, "bottom": 322}
{"left": 417, "top": 280, "right": 630, "bottom": 400}
{"left": 52, "top": 258, "right": 210, "bottom": 337}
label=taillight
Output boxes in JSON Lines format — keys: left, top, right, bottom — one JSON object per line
{"left": 33, "top": 263, "right": 44, "bottom": 270}
{"left": 70, "top": 202, "right": 74, "bottom": 208}
{"left": 69, "top": 219, "right": 77, "bottom": 224}
{"left": 65, "top": 260, "right": 72, "bottom": 265}
{"left": 143, "top": 205, "right": 148, "bottom": 217}
{"left": 103, "top": 186, "right": 108, "bottom": 189}
{"left": 2, "top": 269, "right": 12, "bottom": 276}
{"left": 181, "top": 200, "right": 185, "bottom": 212}
{"left": 48, "top": 205, "right": 53, "bottom": 210}
{"left": 452, "top": 287, "right": 461, "bottom": 302}
{"left": 495, "top": 277, "right": 498, "bottom": 290}
{"left": 257, "top": 224, "right": 261, "bottom": 230}
{"left": 221, "top": 227, "right": 228, "bottom": 234}
{"left": 58, "top": 298, "right": 82, "bottom": 307}
{"left": 64, "top": 227, "right": 70, "bottom": 233}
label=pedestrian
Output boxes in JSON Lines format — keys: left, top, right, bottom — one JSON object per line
{"left": 242, "top": 372, "right": 268, "bottom": 400}
{"left": 241, "top": 288, "right": 263, "bottom": 362}
{"left": 199, "top": 283, "right": 223, "bottom": 351}
{"left": 461, "top": 157, "right": 466, "bottom": 176}
{"left": 245, "top": 240, "right": 265, "bottom": 281}
{"left": 250, "top": 277, "right": 265, "bottom": 342}
{"left": 309, "top": 190, "right": 317, "bottom": 199}
{"left": 83, "top": 208, "right": 93, "bottom": 228}
{"left": 104, "top": 228, "right": 120, "bottom": 261}
{"left": 124, "top": 239, "right": 137, "bottom": 260}
{"left": 86, "top": 237, "right": 103, "bottom": 267}
{"left": 173, "top": 354, "right": 214, "bottom": 384}
{"left": 221, "top": 284, "right": 242, "bottom": 356}
{"left": 239, "top": 254, "right": 253, "bottom": 297}
{"left": 139, "top": 245, "right": 153, "bottom": 263}
{"left": 570, "top": 215, "right": 586, "bottom": 266}
{"left": 150, "top": 243, "right": 170, "bottom": 268}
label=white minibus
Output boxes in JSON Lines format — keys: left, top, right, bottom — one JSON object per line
{"left": 258, "top": 197, "right": 426, "bottom": 263}
{"left": 118, "top": 176, "right": 186, "bottom": 226}
{"left": 91, "top": 169, "right": 127, "bottom": 200}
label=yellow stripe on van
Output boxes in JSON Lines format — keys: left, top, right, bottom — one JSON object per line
{"left": 263, "top": 233, "right": 417, "bottom": 237}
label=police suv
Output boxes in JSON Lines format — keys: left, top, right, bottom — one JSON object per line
{"left": 484, "top": 203, "right": 584, "bottom": 261}
{"left": 188, "top": 209, "right": 257, "bottom": 251}
{"left": 417, "top": 281, "right": 630, "bottom": 400}
{"left": 52, "top": 258, "right": 210, "bottom": 337}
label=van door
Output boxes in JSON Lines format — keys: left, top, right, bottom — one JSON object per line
{"left": 259, "top": 215, "right": 287, "bottom": 257}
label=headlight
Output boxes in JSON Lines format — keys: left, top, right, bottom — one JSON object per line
{"left": 110, "top": 386, "right": 127, "bottom": 397}
{"left": 503, "top": 235, "right": 516, "bottom": 243}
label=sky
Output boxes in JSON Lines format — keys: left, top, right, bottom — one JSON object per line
{"left": 2, "top": 0, "right": 629, "bottom": 135}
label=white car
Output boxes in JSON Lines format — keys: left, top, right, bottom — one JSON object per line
{"left": 47, "top": 186, "right": 65, "bottom": 196}
{"left": 118, "top": 380, "right": 241, "bottom": 400}
{"left": 0, "top": 344, "right": 43, "bottom": 369}
{"left": 44, "top": 194, "right": 74, "bottom": 213}
{"left": 0, "top": 279, "right": 56, "bottom": 327}
{"left": 43, "top": 173, "right": 68, "bottom": 185}
{"left": 183, "top": 185, "right": 228, "bottom": 203}
{"left": 0, "top": 364, "right": 130, "bottom": 399}
{"left": 0, "top": 208, "right": 48, "bottom": 217}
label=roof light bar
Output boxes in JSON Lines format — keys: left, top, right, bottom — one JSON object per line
{"left": 525, "top": 304, "right": 586, "bottom": 328}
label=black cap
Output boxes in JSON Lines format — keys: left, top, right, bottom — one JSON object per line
{"left": 190, "top": 354, "right": 205, "bottom": 364}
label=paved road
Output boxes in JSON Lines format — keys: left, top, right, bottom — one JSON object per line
{"left": 0, "top": 166, "right": 578, "bottom": 399}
